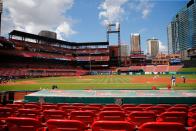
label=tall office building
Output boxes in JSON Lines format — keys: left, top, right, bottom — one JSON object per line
{"left": 120, "top": 44, "right": 129, "bottom": 57}
{"left": 0, "top": 0, "right": 3, "bottom": 35}
{"left": 131, "top": 33, "right": 141, "bottom": 54}
{"left": 147, "top": 38, "right": 159, "bottom": 58}
{"left": 167, "top": 0, "right": 196, "bottom": 54}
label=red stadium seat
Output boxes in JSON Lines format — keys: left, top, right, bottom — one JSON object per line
{"left": 60, "top": 105, "right": 80, "bottom": 115}
{"left": 156, "top": 104, "right": 172, "bottom": 109}
{"left": 97, "top": 111, "right": 126, "bottom": 121}
{"left": 57, "top": 103, "right": 69, "bottom": 108}
{"left": 70, "top": 111, "right": 95, "bottom": 127}
{"left": 23, "top": 104, "right": 41, "bottom": 110}
{"left": 87, "top": 104, "right": 103, "bottom": 109}
{"left": 46, "top": 119, "right": 86, "bottom": 131}
{"left": 128, "top": 111, "right": 156, "bottom": 126}
{"left": 173, "top": 104, "right": 189, "bottom": 109}
{"left": 17, "top": 109, "right": 41, "bottom": 121}
{"left": 122, "top": 104, "right": 136, "bottom": 109}
{"left": 145, "top": 106, "right": 166, "bottom": 115}
{"left": 81, "top": 106, "right": 100, "bottom": 114}
{"left": 190, "top": 104, "right": 196, "bottom": 108}
{"left": 157, "top": 112, "right": 187, "bottom": 125}
{"left": 124, "top": 107, "right": 144, "bottom": 115}
{"left": 14, "top": 101, "right": 24, "bottom": 105}
{"left": 0, "top": 107, "right": 14, "bottom": 118}
{"left": 189, "top": 107, "right": 196, "bottom": 117}
{"left": 188, "top": 125, "right": 196, "bottom": 131}
{"left": 92, "top": 121, "right": 135, "bottom": 131}
{"left": 188, "top": 113, "right": 196, "bottom": 127}
{"left": 167, "top": 107, "right": 188, "bottom": 112}
{"left": 43, "top": 110, "right": 67, "bottom": 122}
{"left": 6, "top": 104, "right": 23, "bottom": 112}
{"left": 137, "top": 104, "right": 153, "bottom": 108}
{"left": 42, "top": 105, "right": 58, "bottom": 110}
{"left": 104, "top": 104, "right": 121, "bottom": 108}
{"left": 72, "top": 103, "right": 86, "bottom": 107}
{"left": 0, "top": 119, "right": 6, "bottom": 131}
{"left": 27, "top": 102, "right": 40, "bottom": 105}
{"left": 139, "top": 122, "right": 186, "bottom": 131}
{"left": 102, "top": 107, "right": 122, "bottom": 111}
{"left": 6, "top": 117, "right": 44, "bottom": 131}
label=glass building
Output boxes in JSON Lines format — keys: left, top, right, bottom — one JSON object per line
{"left": 167, "top": 0, "right": 196, "bottom": 54}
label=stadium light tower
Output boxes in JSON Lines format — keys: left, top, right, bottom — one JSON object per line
{"left": 107, "top": 22, "right": 121, "bottom": 66}
{"left": 0, "top": 0, "right": 3, "bottom": 35}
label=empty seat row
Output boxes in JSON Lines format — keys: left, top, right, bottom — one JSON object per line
{"left": 0, "top": 117, "right": 193, "bottom": 131}
{"left": 1, "top": 106, "right": 196, "bottom": 127}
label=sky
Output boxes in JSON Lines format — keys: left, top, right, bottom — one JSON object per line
{"left": 2, "top": 0, "right": 187, "bottom": 54}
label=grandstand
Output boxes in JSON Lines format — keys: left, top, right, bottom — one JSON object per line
{"left": 0, "top": 30, "right": 110, "bottom": 79}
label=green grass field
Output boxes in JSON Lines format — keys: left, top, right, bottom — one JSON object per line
{"left": 179, "top": 67, "right": 196, "bottom": 72}
{"left": 0, "top": 74, "right": 196, "bottom": 91}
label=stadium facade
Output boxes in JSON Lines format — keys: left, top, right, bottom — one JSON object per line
{"left": 167, "top": 0, "right": 196, "bottom": 56}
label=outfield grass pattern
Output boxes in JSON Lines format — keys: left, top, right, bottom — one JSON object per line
{"left": 0, "top": 75, "right": 196, "bottom": 91}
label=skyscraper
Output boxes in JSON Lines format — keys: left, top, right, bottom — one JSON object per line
{"left": 0, "top": 0, "right": 3, "bottom": 35}
{"left": 131, "top": 33, "right": 141, "bottom": 54}
{"left": 147, "top": 38, "right": 159, "bottom": 58}
{"left": 120, "top": 44, "right": 129, "bottom": 57}
{"left": 167, "top": 0, "right": 196, "bottom": 54}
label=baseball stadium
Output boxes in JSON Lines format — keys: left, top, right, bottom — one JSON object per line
{"left": 0, "top": 0, "right": 196, "bottom": 131}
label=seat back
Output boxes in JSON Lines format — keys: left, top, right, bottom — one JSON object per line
{"left": 145, "top": 106, "right": 166, "bottom": 115}
{"left": 167, "top": 107, "right": 188, "bottom": 112}
{"left": 46, "top": 119, "right": 85, "bottom": 131}
{"left": 60, "top": 106, "right": 80, "bottom": 115}
{"left": 81, "top": 106, "right": 100, "bottom": 114}
{"left": 122, "top": 104, "right": 136, "bottom": 109}
{"left": 71, "top": 103, "right": 86, "bottom": 107}
{"left": 17, "top": 109, "right": 41, "bottom": 119}
{"left": 43, "top": 110, "right": 67, "bottom": 121}
{"left": 173, "top": 104, "right": 189, "bottom": 109}
{"left": 92, "top": 121, "right": 135, "bottom": 131}
{"left": 189, "top": 107, "right": 196, "bottom": 117}
{"left": 137, "top": 104, "right": 153, "bottom": 108}
{"left": 0, "top": 119, "right": 6, "bottom": 131}
{"left": 6, "top": 104, "right": 23, "bottom": 111}
{"left": 6, "top": 117, "right": 44, "bottom": 131}
{"left": 0, "top": 107, "right": 14, "bottom": 118}
{"left": 23, "top": 104, "right": 41, "bottom": 110}
{"left": 139, "top": 122, "right": 186, "bottom": 131}
{"left": 157, "top": 112, "right": 187, "bottom": 125}
{"left": 104, "top": 104, "right": 121, "bottom": 108}
{"left": 128, "top": 111, "right": 156, "bottom": 126}
{"left": 124, "top": 107, "right": 144, "bottom": 115}
{"left": 87, "top": 104, "right": 103, "bottom": 109}
{"left": 188, "top": 125, "right": 196, "bottom": 131}
{"left": 70, "top": 111, "right": 95, "bottom": 126}
{"left": 188, "top": 113, "right": 196, "bottom": 127}
{"left": 156, "top": 104, "right": 172, "bottom": 108}
{"left": 42, "top": 105, "right": 58, "bottom": 110}
{"left": 98, "top": 111, "right": 126, "bottom": 121}
{"left": 102, "top": 107, "right": 122, "bottom": 111}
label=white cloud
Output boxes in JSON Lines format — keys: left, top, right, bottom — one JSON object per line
{"left": 2, "top": 0, "right": 76, "bottom": 39}
{"left": 98, "top": 0, "right": 128, "bottom": 26}
{"left": 56, "top": 22, "right": 76, "bottom": 40}
{"left": 159, "top": 40, "right": 168, "bottom": 53}
{"left": 128, "top": 0, "right": 154, "bottom": 19}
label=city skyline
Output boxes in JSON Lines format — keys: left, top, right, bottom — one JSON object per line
{"left": 2, "top": 0, "right": 187, "bottom": 53}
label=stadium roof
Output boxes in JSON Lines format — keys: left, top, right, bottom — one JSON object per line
{"left": 9, "top": 30, "right": 109, "bottom": 46}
